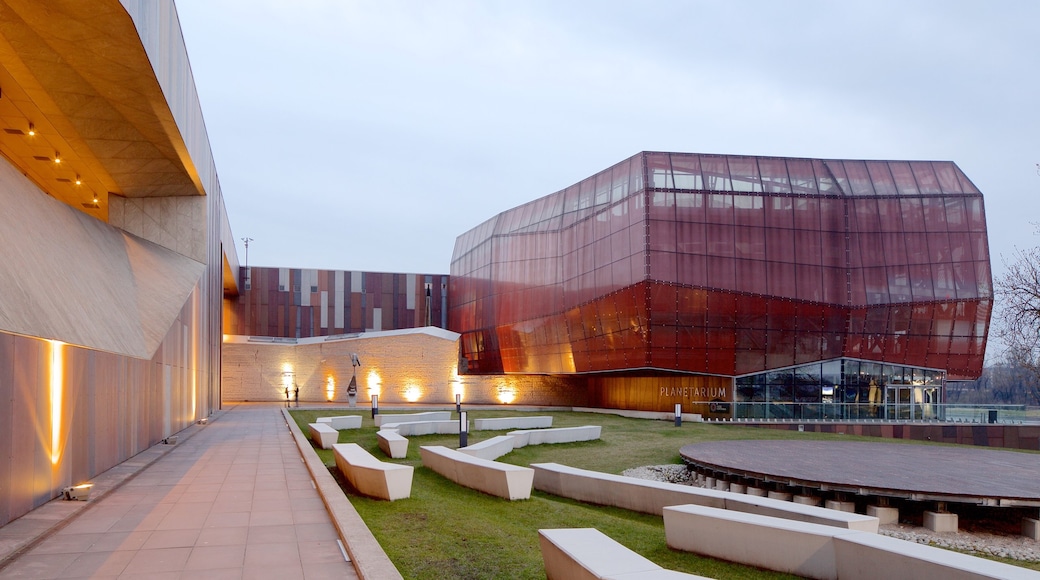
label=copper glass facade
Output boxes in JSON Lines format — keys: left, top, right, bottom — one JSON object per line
{"left": 449, "top": 152, "right": 991, "bottom": 389}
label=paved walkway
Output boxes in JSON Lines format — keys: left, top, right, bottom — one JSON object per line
{"left": 0, "top": 405, "right": 358, "bottom": 579}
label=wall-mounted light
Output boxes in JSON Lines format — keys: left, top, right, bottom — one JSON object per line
{"left": 54, "top": 151, "right": 61, "bottom": 164}
{"left": 497, "top": 386, "right": 516, "bottom": 405}
{"left": 27, "top": 122, "right": 35, "bottom": 136}
{"left": 92, "top": 193, "right": 98, "bottom": 205}
{"left": 404, "top": 385, "right": 421, "bottom": 403}
{"left": 75, "top": 175, "right": 82, "bottom": 185}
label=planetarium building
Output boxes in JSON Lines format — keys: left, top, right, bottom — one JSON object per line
{"left": 449, "top": 152, "right": 991, "bottom": 419}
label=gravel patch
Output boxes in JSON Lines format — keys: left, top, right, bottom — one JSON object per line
{"left": 623, "top": 464, "right": 1040, "bottom": 563}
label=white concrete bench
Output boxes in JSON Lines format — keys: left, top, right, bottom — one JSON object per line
{"left": 833, "top": 528, "right": 1040, "bottom": 580}
{"left": 664, "top": 504, "right": 859, "bottom": 580}
{"left": 459, "top": 435, "right": 515, "bottom": 461}
{"left": 381, "top": 420, "right": 462, "bottom": 436}
{"left": 374, "top": 411, "right": 450, "bottom": 427}
{"left": 308, "top": 422, "right": 339, "bottom": 449}
{"left": 473, "top": 416, "right": 552, "bottom": 431}
{"left": 664, "top": 504, "right": 1034, "bottom": 580}
{"left": 509, "top": 426, "right": 601, "bottom": 448}
{"left": 316, "top": 415, "right": 362, "bottom": 430}
{"left": 531, "top": 462, "right": 877, "bottom": 532}
{"left": 539, "top": 528, "right": 709, "bottom": 580}
{"left": 377, "top": 430, "right": 408, "bottom": 459}
{"left": 420, "top": 445, "right": 533, "bottom": 500}
{"left": 333, "top": 443, "right": 413, "bottom": 501}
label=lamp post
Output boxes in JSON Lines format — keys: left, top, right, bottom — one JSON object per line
{"left": 455, "top": 393, "right": 461, "bottom": 413}
{"left": 371, "top": 394, "right": 379, "bottom": 419}
{"left": 675, "top": 403, "right": 682, "bottom": 427}
{"left": 348, "top": 353, "right": 360, "bottom": 408}
{"left": 241, "top": 237, "right": 253, "bottom": 289}
{"left": 459, "top": 410, "right": 468, "bottom": 447}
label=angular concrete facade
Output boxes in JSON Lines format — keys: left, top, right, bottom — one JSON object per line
{"left": 0, "top": 0, "right": 235, "bottom": 527}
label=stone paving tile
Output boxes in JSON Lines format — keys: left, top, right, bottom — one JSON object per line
{"left": 0, "top": 406, "right": 358, "bottom": 579}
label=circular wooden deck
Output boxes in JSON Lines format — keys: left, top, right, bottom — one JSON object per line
{"left": 679, "top": 440, "right": 1040, "bottom": 507}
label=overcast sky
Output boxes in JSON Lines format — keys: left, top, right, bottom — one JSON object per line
{"left": 175, "top": 0, "right": 1039, "bottom": 283}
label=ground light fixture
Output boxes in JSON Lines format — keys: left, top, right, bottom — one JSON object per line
{"left": 62, "top": 483, "right": 93, "bottom": 501}
{"left": 675, "top": 403, "right": 682, "bottom": 427}
{"left": 371, "top": 394, "right": 378, "bottom": 419}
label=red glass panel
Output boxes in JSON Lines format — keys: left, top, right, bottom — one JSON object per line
{"left": 728, "top": 157, "right": 762, "bottom": 192}
{"left": 676, "top": 221, "right": 706, "bottom": 254}
{"left": 822, "top": 267, "right": 845, "bottom": 304}
{"left": 863, "top": 267, "right": 889, "bottom": 304}
{"left": 649, "top": 190, "right": 675, "bottom": 220}
{"left": 733, "top": 195, "right": 764, "bottom": 227}
{"left": 888, "top": 162, "right": 919, "bottom": 196}
{"left": 766, "top": 228, "right": 794, "bottom": 263}
{"left": 670, "top": 154, "right": 703, "bottom": 190}
{"left": 795, "top": 229, "right": 823, "bottom": 266}
{"left": 910, "top": 264, "right": 934, "bottom": 301}
{"left": 843, "top": 161, "right": 876, "bottom": 195}
{"left": 678, "top": 255, "right": 711, "bottom": 288}
{"left": 706, "top": 194, "right": 734, "bottom": 224}
{"left": 933, "top": 162, "right": 961, "bottom": 194}
{"left": 854, "top": 233, "right": 884, "bottom": 267}
{"left": 649, "top": 284, "right": 677, "bottom": 326}
{"left": 646, "top": 152, "right": 673, "bottom": 188}
{"left": 944, "top": 198, "right": 967, "bottom": 230}
{"left": 796, "top": 264, "right": 823, "bottom": 302}
{"left": 706, "top": 224, "right": 735, "bottom": 257}
{"left": 675, "top": 192, "right": 705, "bottom": 222}
{"left": 736, "top": 259, "right": 767, "bottom": 295}
{"left": 735, "top": 226, "right": 766, "bottom": 260}
{"left": 877, "top": 198, "right": 903, "bottom": 232}
{"left": 767, "top": 261, "right": 796, "bottom": 297}
{"left": 927, "top": 232, "right": 950, "bottom": 263}
{"left": 899, "top": 198, "right": 925, "bottom": 232}
{"left": 648, "top": 219, "right": 676, "bottom": 252}
{"left": 866, "top": 161, "right": 897, "bottom": 195}
{"left": 819, "top": 198, "right": 844, "bottom": 232}
{"left": 787, "top": 158, "right": 819, "bottom": 195}
{"left": 700, "top": 156, "right": 732, "bottom": 191}
{"left": 909, "top": 162, "right": 941, "bottom": 194}
{"left": 953, "top": 263, "right": 977, "bottom": 299}
{"left": 757, "top": 158, "right": 792, "bottom": 194}
{"left": 966, "top": 197, "right": 986, "bottom": 231}
{"left": 954, "top": 166, "right": 980, "bottom": 194}
{"left": 821, "top": 231, "right": 844, "bottom": 268}
{"left": 648, "top": 251, "right": 676, "bottom": 281}
{"left": 948, "top": 232, "right": 971, "bottom": 262}
{"left": 887, "top": 265, "right": 912, "bottom": 302}
{"left": 611, "top": 158, "right": 632, "bottom": 202}
{"left": 708, "top": 256, "right": 736, "bottom": 291}
{"left": 817, "top": 159, "right": 845, "bottom": 194}
{"left": 765, "top": 196, "right": 793, "bottom": 229}
{"left": 853, "top": 198, "right": 880, "bottom": 232}
{"left": 793, "top": 197, "right": 820, "bottom": 231}
{"left": 882, "top": 232, "right": 907, "bottom": 264}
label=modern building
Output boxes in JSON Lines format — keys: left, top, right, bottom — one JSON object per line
{"left": 0, "top": 1, "right": 235, "bottom": 527}
{"left": 450, "top": 151, "right": 992, "bottom": 419}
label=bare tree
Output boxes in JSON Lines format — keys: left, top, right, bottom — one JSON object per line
{"left": 994, "top": 246, "right": 1040, "bottom": 405}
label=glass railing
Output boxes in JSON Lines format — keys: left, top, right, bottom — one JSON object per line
{"left": 727, "top": 402, "right": 1039, "bottom": 424}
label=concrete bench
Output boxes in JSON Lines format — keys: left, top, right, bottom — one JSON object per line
{"left": 833, "top": 529, "right": 1040, "bottom": 580}
{"left": 664, "top": 504, "right": 859, "bottom": 580}
{"left": 377, "top": 430, "right": 408, "bottom": 459}
{"left": 381, "top": 420, "right": 462, "bottom": 436}
{"left": 531, "top": 462, "right": 877, "bottom": 532}
{"left": 308, "top": 422, "right": 339, "bottom": 449}
{"left": 539, "top": 528, "right": 709, "bottom": 580}
{"left": 473, "top": 416, "right": 552, "bottom": 431}
{"left": 458, "top": 435, "right": 515, "bottom": 461}
{"left": 509, "top": 426, "right": 601, "bottom": 448}
{"left": 420, "top": 445, "right": 533, "bottom": 500}
{"left": 664, "top": 504, "right": 1034, "bottom": 580}
{"left": 374, "top": 411, "right": 450, "bottom": 427}
{"left": 316, "top": 415, "right": 362, "bottom": 430}
{"left": 333, "top": 443, "right": 413, "bottom": 501}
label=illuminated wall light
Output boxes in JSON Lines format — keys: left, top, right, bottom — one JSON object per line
{"left": 366, "top": 369, "right": 381, "bottom": 398}
{"left": 496, "top": 386, "right": 516, "bottom": 405}
{"left": 403, "top": 385, "right": 421, "bottom": 403}
{"left": 451, "top": 365, "right": 465, "bottom": 399}
{"left": 326, "top": 376, "right": 336, "bottom": 402}
{"left": 49, "top": 340, "right": 64, "bottom": 465}
{"left": 54, "top": 151, "right": 61, "bottom": 164}
{"left": 75, "top": 175, "right": 82, "bottom": 185}
{"left": 27, "top": 122, "right": 35, "bottom": 136}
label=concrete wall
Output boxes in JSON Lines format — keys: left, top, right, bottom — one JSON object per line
{"left": 221, "top": 329, "right": 588, "bottom": 406}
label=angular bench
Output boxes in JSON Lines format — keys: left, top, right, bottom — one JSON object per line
{"left": 420, "top": 445, "right": 533, "bottom": 500}
{"left": 458, "top": 435, "right": 515, "bottom": 461}
{"left": 333, "top": 443, "right": 413, "bottom": 501}
{"left": 539, "top": 528, "right": 709, "bottom": 580}
{"left": 374, "top": 411, "right": 450, "bottom": 427}
{"left": 664, "top": 504, "right": 1033, "bottom": 580}
{"left": 316, "top": 415, "right": 362, "bottom": 430}
{"left": 381, "top": 420, "right": 462, "bottom": 436}
{"left": 308, "top": 422, "right": 339, "bottom": 449}
{"left": 509, "top": 426, "right": 601, "bottom": 448}
{"left": 531, "top": 462, "right": 877, "bottom": 532}
{"left": 473, "top": 416, "right": 552, "bottom": 431}
{"left": 377, "top": 429, "right": 408, "bottom": 459}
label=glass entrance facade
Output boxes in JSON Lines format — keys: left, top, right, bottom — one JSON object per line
{"left": 735, "top": 358, "right": 944, "bottom": 420}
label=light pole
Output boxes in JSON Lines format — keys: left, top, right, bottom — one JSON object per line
{"left": 241, "top": 237, "right": 254, "bottom": 289}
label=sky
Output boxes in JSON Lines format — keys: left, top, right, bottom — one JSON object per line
{"left": 174, "top": 0, "right": 1039, "bottom": 282}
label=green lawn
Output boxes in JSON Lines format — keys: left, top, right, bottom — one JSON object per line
{"left": 289, "top": 409, "right": 1040, "bottom": 578}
